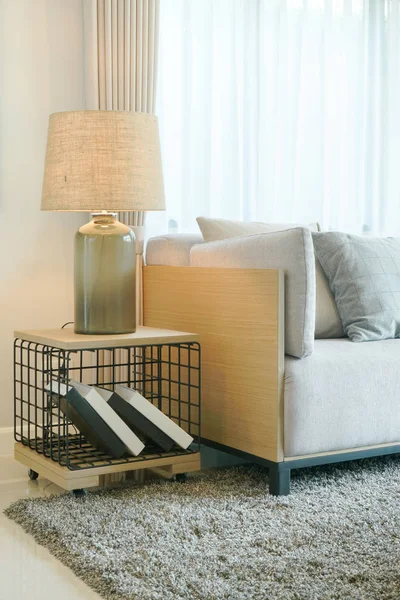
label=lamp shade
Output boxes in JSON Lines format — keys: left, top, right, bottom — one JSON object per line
{"left": 41, "top": 110, "right": 165, "bottom": 212}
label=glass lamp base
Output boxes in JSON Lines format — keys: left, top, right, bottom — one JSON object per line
{"left": 74, "top": 213, "right": 136, "bottom": 334}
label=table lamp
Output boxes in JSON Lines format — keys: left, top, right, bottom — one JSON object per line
{"left": 41, "top": 111, "right": 165, "bottom": 335}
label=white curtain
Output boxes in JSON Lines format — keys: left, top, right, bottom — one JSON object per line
{"left": 151, "top": 0, "right": 400, "bottom": 237}
{"left": 83, "top": 0, "right": 160, "bottom": 323}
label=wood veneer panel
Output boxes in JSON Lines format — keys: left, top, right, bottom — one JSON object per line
{"left": 144, "top": 266, "right": 284, "bottom": 462}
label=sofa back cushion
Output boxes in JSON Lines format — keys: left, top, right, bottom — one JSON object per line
{"left": 315, "top": 260, "right": 344, "bottom": 338}
{"left": 313, "top": 231, "right": 400, "bottom": 342}
{"left": 197, "top": 216, "right": 320, "bottom": 242}
{"left": 190, "top": 228, "right": 316, "bottom": 358}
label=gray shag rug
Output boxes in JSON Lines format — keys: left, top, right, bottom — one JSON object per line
{"left": 4, "top": 458, "right": 400, "bottom": 600}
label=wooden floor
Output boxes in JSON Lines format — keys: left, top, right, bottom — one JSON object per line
{"left": 0, "top": 454, "right": 102, "bottom": 599}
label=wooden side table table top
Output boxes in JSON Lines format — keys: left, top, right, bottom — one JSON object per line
{"left": 14, "top": 325, "right": 200, "bottom": 351}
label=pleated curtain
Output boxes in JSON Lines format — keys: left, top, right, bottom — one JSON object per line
{"left": 83, "top": 0, "right": 160, "bottom": 325}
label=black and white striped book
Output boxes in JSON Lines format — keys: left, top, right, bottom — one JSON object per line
{"left": 45, "top": 380, "right": 145, "bottom": 458}
{"left": 113, "top": 384, "right": 194, "bottom": 451}
{"left": 95, "top": 386, "right": 175, "bottom": 451}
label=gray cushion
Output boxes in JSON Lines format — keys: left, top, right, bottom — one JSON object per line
{"left": 313, "top": 232, "right": 400, "bottom": 342}
{"left": 284, "top": 338, "right": 400, "bottom": 456}
{"left": 315, "top": 259, "right": 345, "bottom": 338}
{"left": 190, "top": 228, "right": 316, "bottom": 359}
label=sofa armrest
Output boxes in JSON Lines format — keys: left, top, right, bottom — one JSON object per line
{"left": 143, "top": 265, "right": 285, "bottom": 462}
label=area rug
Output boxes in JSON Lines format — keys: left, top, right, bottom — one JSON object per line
{"left": 4, "top": 458, "right": 400, "bottom": 600}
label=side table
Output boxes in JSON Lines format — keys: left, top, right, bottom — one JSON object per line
{"left": 13, "top": 326, "right": 201, "bottom": 493}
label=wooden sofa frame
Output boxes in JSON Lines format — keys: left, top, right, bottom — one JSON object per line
{"left": 144, "top": 266, "right": 400, "bottom": 495}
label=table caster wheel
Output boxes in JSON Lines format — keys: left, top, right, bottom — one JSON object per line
{"left": 28, "top": 469, "right": 39, "bottom": 481}
{"left": 72, "top": 489, "right": 87, "bottom": 498}
{"left": 175, "top": 473, "right": 187, "bottom": 483}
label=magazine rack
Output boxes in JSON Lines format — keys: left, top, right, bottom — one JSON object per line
{"left": 13, "top": 327, "right": 201, "bottom": 492}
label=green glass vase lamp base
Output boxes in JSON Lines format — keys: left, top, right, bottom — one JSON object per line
{"left": 74, "top": 212, "right": 136, "bottom": 335}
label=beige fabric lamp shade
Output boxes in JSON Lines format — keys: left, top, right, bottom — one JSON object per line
{"left": 41, "top": 110, "right": 165, "bottom": 212}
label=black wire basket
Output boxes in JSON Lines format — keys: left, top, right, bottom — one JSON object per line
{"left": 14, "top": 339, "right": 201, "bottom": 471}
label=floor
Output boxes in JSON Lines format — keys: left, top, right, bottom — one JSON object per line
{"left": 0, "top": 455, "right": 101, "bottom": 600}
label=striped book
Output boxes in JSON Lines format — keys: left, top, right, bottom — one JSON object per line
{"left": 45, "top": 380, "right": 145, "bottom": 458}
{"left": 114, "top": 384, "right": 194, "bottom": 451}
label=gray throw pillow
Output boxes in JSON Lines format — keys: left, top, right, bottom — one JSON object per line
{"left": 313, "top": 232, "right": 400, "bottom": 342}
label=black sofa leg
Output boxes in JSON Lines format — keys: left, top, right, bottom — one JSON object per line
{"left": 269, "top": 464, "right": 291, "bottom": 496}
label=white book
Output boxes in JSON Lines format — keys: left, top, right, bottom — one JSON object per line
{"left": 115, "top": 384, "right": 194, "bottom": 450}
{"left": 94, "top": 387, "right": 114, "bottom": 402}
{"left": 45, "top": 380, "right": 145, "bottom": 457}
{"left": 45, "top": 380, "right": 69, "bottom": 397}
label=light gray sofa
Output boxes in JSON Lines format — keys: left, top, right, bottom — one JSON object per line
{"left": 143, "top": 232, "right": 400, "bottom": 495}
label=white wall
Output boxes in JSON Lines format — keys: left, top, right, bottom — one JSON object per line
{"left": 0, "top": 0, "right": 87, "bottom": 427}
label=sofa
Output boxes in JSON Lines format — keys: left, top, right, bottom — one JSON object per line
{"left": 142, "top": 225, "right": 400, "bottom": 495}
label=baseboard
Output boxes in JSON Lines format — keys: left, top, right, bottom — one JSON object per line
{"left": 0, "top": 427, "right": 15, "bottom": 456}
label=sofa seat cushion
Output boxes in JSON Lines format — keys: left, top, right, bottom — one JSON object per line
{"left": 284, "top": 338, "right": 400, "bottom": 457}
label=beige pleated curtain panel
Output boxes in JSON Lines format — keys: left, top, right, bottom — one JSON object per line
{"left": 83, "top": 0, "right": 160, "bottom": 325}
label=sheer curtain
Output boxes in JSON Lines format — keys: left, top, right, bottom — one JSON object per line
{"left": 148, "top": 0, "right": 400, "bottom": 237}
